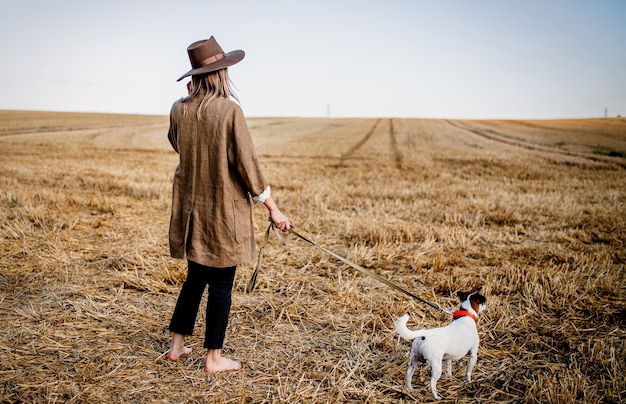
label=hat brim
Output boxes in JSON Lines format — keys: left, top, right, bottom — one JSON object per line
{"left": 176, "top": 50, "right": 245, "bottom": 82}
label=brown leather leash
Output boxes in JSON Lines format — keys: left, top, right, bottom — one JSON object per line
{"left": 246, "top": 222, "right": 453, "bottom": 316}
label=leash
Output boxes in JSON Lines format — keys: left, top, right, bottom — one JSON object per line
{"left": 245, "top": 221, "right": 272, "bottom": 294}
{"left": 246, "top": 222, "right": 453, "bottom": 316}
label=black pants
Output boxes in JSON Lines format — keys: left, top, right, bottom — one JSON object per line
{"left": 168, "top": 261, "right": 236, "bottom": 349}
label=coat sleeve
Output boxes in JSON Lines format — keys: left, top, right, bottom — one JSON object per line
{"left": 167, "top": 102, "right": 180, "bottom": 154}
{"left": 227, "top": 105, "right": 268, "bottom": 198}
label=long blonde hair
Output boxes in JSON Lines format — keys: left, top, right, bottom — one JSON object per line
{"left": 183, "top": 68, "right": 239, "bottom": 120}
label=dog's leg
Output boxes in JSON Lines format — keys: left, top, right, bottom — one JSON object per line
{"left": 444, "top": 360, "right": 452, "bottom": 378}
{"left": 466, "top": 347, "right": 478, "bottom": 382}
{"left": 404, "top": 352, "right": 419, "bottom": 390}
{"left": 429, "top": 360, "right": 443, "bottom": 400}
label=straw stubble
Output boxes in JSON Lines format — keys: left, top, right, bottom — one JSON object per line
{"left": 0, "top": 111, "right": 624, "bottom": 403}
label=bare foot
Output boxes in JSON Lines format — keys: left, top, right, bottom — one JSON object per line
{"left": 167, "top": 332, "right": 192, "bottom": 361}
{"left": 167, "top": 345, "right": 192, "bottom": 361}
{"left": 204, "top": 349, "right": 241, "bottom": 374}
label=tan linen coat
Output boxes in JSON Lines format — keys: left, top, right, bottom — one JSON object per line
{"left": 167, "top": 93, "right": 268, "bottom": 268}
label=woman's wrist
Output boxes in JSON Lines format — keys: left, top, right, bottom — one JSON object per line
{"left": 264, "top": 196, "right": 278, "bottom": 213}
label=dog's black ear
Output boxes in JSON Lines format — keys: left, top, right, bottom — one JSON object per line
{"left": 472, "top": 293, "right": 487, "bottom": 304}
{"left": 457, "top": 291, "right": 469, "bottom": 301}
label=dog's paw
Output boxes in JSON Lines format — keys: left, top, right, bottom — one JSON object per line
{"left": 431, "top": 391, "right": 444, "bottom": 400}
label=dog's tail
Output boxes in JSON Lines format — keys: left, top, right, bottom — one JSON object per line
{"left": 395, "top": 314, "right": 424, "bottom": 341}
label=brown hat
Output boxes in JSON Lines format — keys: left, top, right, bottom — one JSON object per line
{"left": 176, "top": 36, "right": 245, "bottom": 82}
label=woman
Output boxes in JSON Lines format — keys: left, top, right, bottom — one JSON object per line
{"left": 166, "top": 37, "right": 290, "bottom": 373}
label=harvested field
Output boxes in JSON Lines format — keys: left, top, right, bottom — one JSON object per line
{"left": 0, "top": 110, "right": 624, "bottom": 403}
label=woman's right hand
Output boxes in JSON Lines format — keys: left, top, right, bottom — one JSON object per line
{"left": 264, "top": 196, "right": 290, "bottom": 232}
{"left": 270, "top": 209, "right": 290, "bottom": 232}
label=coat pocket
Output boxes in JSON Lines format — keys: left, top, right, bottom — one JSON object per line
{"left": 232, "top": 198, "right": 252, "bottom": 244}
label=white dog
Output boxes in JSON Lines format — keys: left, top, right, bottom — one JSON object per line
{"left": 395, "top": 291, "right": 487, "bottom": 400}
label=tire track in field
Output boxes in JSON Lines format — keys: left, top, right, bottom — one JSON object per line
{"left": 389, "top": 119, "right": 403, "bottom": 169}
{"left": 445, "top": 119, "right": 626, "bottom": 168}
{"left": 340, "top": 118, "right": 381, "bottom": 160}
{"left": 339, "top": 118, "right": 404, "bottom": 169}
{"left": 446, "top": 119, "right": 544, "bottom": 150}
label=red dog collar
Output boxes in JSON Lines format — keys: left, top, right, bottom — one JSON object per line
{"left": 452, "top": 310, "right": 477, "bottom": 322}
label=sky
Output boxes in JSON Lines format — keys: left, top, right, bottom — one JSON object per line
{"left": 0, "top": 0, "right": 625, "bottom": 119}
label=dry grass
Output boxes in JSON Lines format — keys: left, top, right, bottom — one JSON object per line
{"left": 0, "top": 110, "right": 624, "bottom": 403}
